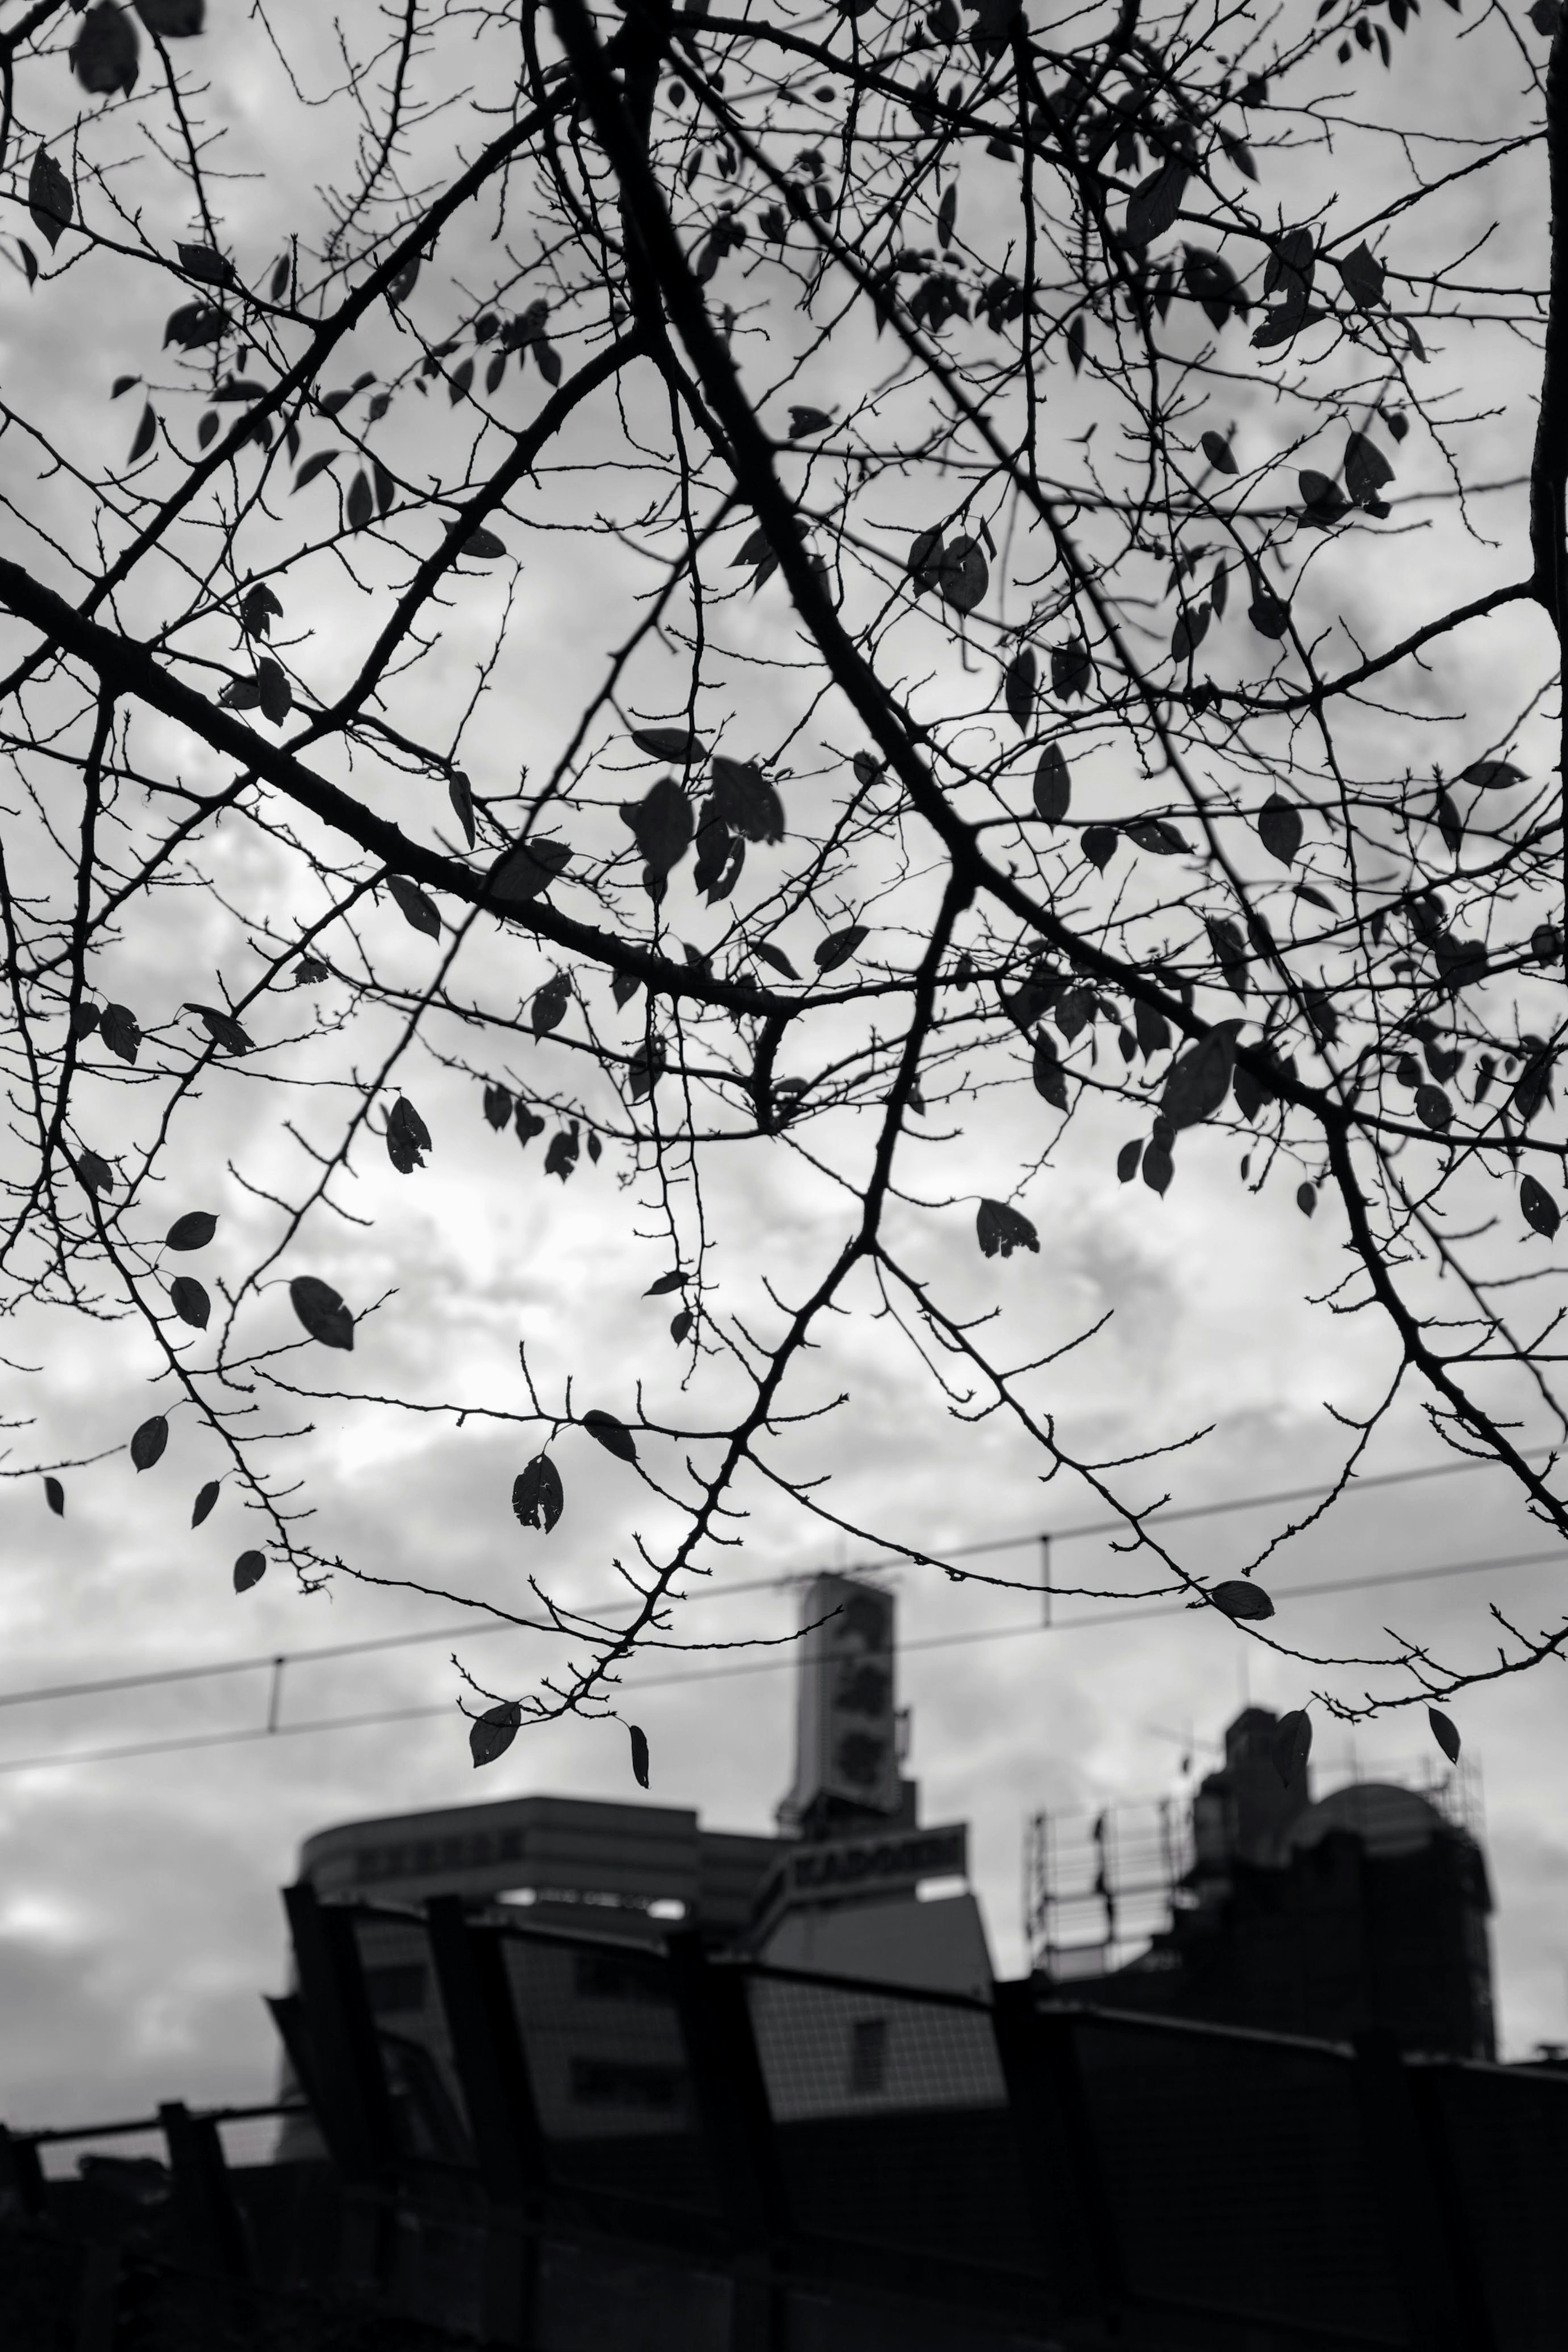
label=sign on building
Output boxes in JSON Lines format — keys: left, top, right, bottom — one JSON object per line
{"left": 780, "top": 1573, "right": 902, "bottom": 1824}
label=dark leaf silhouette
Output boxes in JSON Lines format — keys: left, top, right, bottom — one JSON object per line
{"left": 1209, "top": 1579, "right": 1274, "bottom": 1622}
{"left": 241, "top": 584, "right": 283, "bottom": 637}
{"left": 1051, "top": 637, "right": 1092, "bottom": 699}
{"left": 471, "top": 1699, "right": 521, "bottom": 1768}
{"left": 1521, "top": 1175, "right": 1560, "bottom": 1239}
{"left": 1143, "top": 1143, "right": 1173, "bottom": 1195}
{"left": 448, "top": 770, "right": 476, "bottom": 847}
{"left": 1297, "top": 1182, "right": 1317, "bottom": 1216}
{"left": 512, "top": 1452, "right": 564, "bottom": 1532}
{"left": 788, "top": 405, "right": 833, "bottom": 439}
{"left": 1134, "top": 1000, "right": 1171, "bottom": 1058}
{"left": 386, "top": 875, "right": 441, "bottom": 938}
{"left": 28, "top": 151, "right": 73, "bottom": 252}
{"left": 1272, "top": 1709, "right": 1312, "bottom": 1785}
{"left": 584, "top": 1408, "right": 637, "bottom": 1461}
{"left": 938, "top": 536, "right": 989, "bottom": 614}
{"left": 815, "top": 925, "right": 869, "bottom": 972}
{"left": 256, "top": 658, "right": 292, "bottom": 725}
{"left": 129, "top": 405, "right": 156, "bottom": 463}
{"left": 1125, "top": 818, "right": 1187, "bottom": 856}
{"left": 136, "top": 0, "right": 205, "bottom": 29}
{"left": 461, "top": 527, "right": 506, "bottom": 560}
{"left": 907, "top": 525, "right": 945, "bottom": 593}
{"left": 1163, "top": 1030, "right": 1237, "bottom": 1129}
{"left": 621, "top": 775, "right": 693, "bottom": 879}
{"left": 1200, "top": 429, "right": 1237, "bottom": 474}
{"left": 1033, "top": 1033, "right": 1069, "bottom": 1111}
{"left": 177, "top": 242, "right": 234, "bottom": 287}
{"left": 346, "top": 470, "right": 374, "bottom": 530}
{"left": 1459, "top": 759, "right": 1526, "bottom": 791}
{"left": 532, "top": 973, "right": 571, "bottom": 1036}
{"left": 386, "top": 1096, "right": 432, "bottom": 1173}
{"left": 1345, "top": 429, "right": 1394, "bottom": 506}
{"left": 976, "top": 1198, "right": 1039, "bottom": 1258}
{"left": 185, "top": 1003, "right": 252, "bottom": 1055}
{"left": 73, "top": 3, "right": 140, "bottom": 96}
{"left": 1429, "top": 1707, "right": 1461, "bottom": 1763}
{"left": 100, "top": 1003, "right": 140, "bottom": 1064}
{"left": 483, "top": 1085, "right": 513, "bottom": 1130}
{"left": 1336, "top": 241, "right": 1385, "bottom": 309}
{"left": 165, "top": 1210, "right": 217, "bottom": 1251}
{"left": 544, "top": 1125, "right": 580, "bottom": 1182}
{"left": 670, "top": 1308, "right": 692, "bottom": 1343}
{"left": 130, "top": 1414, "right": 169, "bottom": 1471}
{"left": 289, "top": 1274, "right": 354, "bottom": 1350}
{"left": 632, "top": 726, "right": 706, "bottom": 762}
{"left": 491, "top": 836, "right": 570, "bottom": 905}
{"left": 753, "top": 942, "right": 800, "bottom": 981}
{"left": 646, "top": 1270, "right": 685, "bottom": 1295}
{"left": 1414, "top": 1085, "right": 1453, "bottom": 1134}
{"left": 1033, "top": 743, "right": 1071, "bottom": 822}
{"left": 1258, "top": 794, "right": 1303, "bottom": 865}
{"left": 165, "top": 302, "right": 226, "bottom": 348}
{"left": 192, "top": 1479, "right": 219, "bottom": 1527}
{"left": 1116, "top": 1140, "right": 1143, "bottom": 1183}
{"left": 1082, "top": 825, "right": 1119, "bottom": 869}
{"left": 233, "top": 1550, "right": 267, "bottom": 1592}
{"left": 1004, "top": 647, "right": 1037, "bottom": 728}
{"left": 77, "top": 1151, "right": 113, "bottom": 1197}
{"left": 711, "top": 755, "right": 785, "bottom": 843}
{"left": 169, "top": 1274, "right": 209, "bottom": 1329}
{"left": 514, "top": 1101, "right": 546, "bottom": 1145}
{"left": 629, "top": 1722, "right": 651, "bottom": 1788}
{"left": 45, "top": 1475, "right": 65, "bottom": 1517}
{"left": 1125, "top": 160, "right": 1188, "bottom": 250}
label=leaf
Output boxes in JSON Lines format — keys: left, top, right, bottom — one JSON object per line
{"left": 512, "top": 1452, "right": 564, "bottom": 1533}
{"left": 938, "top": 535, "right": 989, "bottom": 614}
{"left": 165, "top": 301, "right": 227, "bottom": 349}
{"left": 1521, "top": 1174, "right": 1560, "bottom": 1239}
{"left": 18, "top": 241, "right": 36, "bottom": 290}
{"left": 1125, "top": 818, "right": 1188, "bottom": 856}
{"left": 100, "top": 1002, "right": 141, "bottom": 1064}
{"left": 1005, "top": 647, "right": 1037, "bottom": 728}
{"left": 1171, "top": 605, "right": 1209, "bottom": 664}
{"left": 1082, "top": 825, "right": 1119, "bottom": 870}
{"left": 1142, "top": 1143, "right": 1173, "bottom": 1195}
{"left": 612, "top": 971, "right": 643, "bottom": 1008}
{"left": 1163, "top": 1030, "right": 1236, "bottom": 1129}
{"left": 584, "top": 1408, "right": 637, "bottom": 1462}
{"left": 374, "top": 459, "right": 396, "bottom": 517}
{"left": 241, "top": 584, "right": 283, "bottom": 637}
{"left": 130, "top": 1414, "right": 169, "bottom": 1471}
{"left": 1258, "top": 795, "right": 1303, "bottom": 866}
{"left": 381, "top": 873, "right": 440, "bottom": 941}
{"left": 907, "top": 526, "right": 945, "bottom": 594}
{"left": 1209, "top": 1579, "right": 1275, "bottom": 1622}
{"left": 1336, "top": 241, "right": 1385, "bottom": 310}
{"left": 346, "top": 470, "right": 374, "bottom": 531}
{"left": 185, "top": 1002, "right": 253, "bottom": 1055}
{"left": 621, "top": 775, "right": 694, "bottom": 878}
{"left": 1271, "top": 1710, "right": 1312, "bottom": 1786}
{"left": 1459, "top": 759, "right": 1526, "bottom": 791}
{"left": 1125, "top": 159, "right": 1189, "bottom": 250}
{"left": 815, "top": 924, "right": 869, "bottom": 971}
{"left": 169, "top": 1274, "right": 210, "bottom": 1329}
{"left": 45, "top": 1476, "right": 65, "bottom": 1517}
{"left": 1414, "top": 1085, "right": 1453, "bottom": 1134}
{"left": 470, "top": 1699, "right": 521, "bottom": 1768}
{"left": 72, "top": 3, "right": 141, "bottom": 96}
{"left": 129, "top": 405, "right": 156, "bottom": 463}
{"left": 712, "top": 754, "right": 785, "bottom": 844}
{"left": 177, "top": 241, "right": 234, "bottom": 287}
{"left": 514, "top": 1101, "right": 545, "bottom": 1146}
{"left": 256, "top": 657, "right": 292, "bottom": 726}
{"left": 1051, "top": 638, "right": 1092, "bottom": 700}
{"left": 629, "top": 1722, "right": 651, "bottom": 1789}
{"left": 976, "top": 1198, "right": 1039, "bottom": 1258}
{"left": 192, "top": 1479, "right": 219, "bottom": 1527}
{"left": 28, "top": 151, "right": 73, "bottom": 252}
{"left": 483, "top": 1084, "right": 513, "bottom": 1131}
{"left": 289, "top": 1274, "right": 354, "bottom": 1351}
{"left": 461, "top": 527, "right": 506, "bottom": 560}
{"left": 1298, "top": 469, "right": 1348, "bottom": 526}
{"left": 386, "top": 1096, "right": 432, "bottom": 1173}
{"left": 1134, "top": 1000, "right": 1171, "bottom": 1058}
{"left": 490, "top": 836, "right": 569, "bottom": 905}
{"left": 1033, "top": 743, "right": 1071, "bottom": 823}
{"left": 135, "top": 0, "right": 205, "bottom": 29}
{"left": 234, "top": 1550, "right": 267, "bottom": 1592}
{"left": 1116, "top": 1140, "right": 1143, "bottom": 1183}
{"left": 1297, "top": 1182, "right": 1317, "bottom": 1217}
{"left": 1200, "top": 429, "right": 1237, "bottom": 474}
{"left": 671, "top": 1307, "right": 692, "bottom": 1343}
{"left": 1032, "top": 1033, "right": 1069, "bottom": 1111}
{"left": 646, "top": 1270, "right": 685, "bottom": 1296}
{"left": 788, "top": 405, "right": 833, "bottom": 439}
{"left": 439, "top": 769, "right": 476, "bottom": 851}
{"left": 220, "top": 676, "right": 262, "bottom": 710}
{"left": 632, "top": 726, "right": 707, "bottom": 764}
{"left": 1248, "top": 590, "right": 1290, "bottom": 640}
{"left": 1206, "top": 915, "right": 1249, "bottom": 1000}
{"left": 1345, "top": 428, "right": 1394, "bottom": 507}
{"left": 753, "top": 942, "right": 800, "bottom": 981}
{"left": 77, "top": 1151, "right": 113, "bottom": 1197}
{"left": 1428, "top": 1707, "right": 1461, "bottom": 1764}
{"left": 293, "top": 451, "right": 338, "bottom": 492}
{"left": 532, "top": 972, "right": 571, "bottom": 1036}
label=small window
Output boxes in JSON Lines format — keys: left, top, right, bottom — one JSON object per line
{"left": 847, "top": 2016, "right": 888, "bottom": 2096}
{"left": 364, "top": 1962, "right": 426, "bottom": 2016}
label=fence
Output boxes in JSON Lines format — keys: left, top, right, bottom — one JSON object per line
{"left": 4, "top": 1884, "right": 1568, "bottom": 2350}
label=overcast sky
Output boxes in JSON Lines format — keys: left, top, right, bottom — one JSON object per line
{"left": 2, "top": 0, "right": 1566, "bottom": 2155}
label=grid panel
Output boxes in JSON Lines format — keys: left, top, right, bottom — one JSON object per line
{"left": 746, "top": 1974, "right": 1004, "bottom": 2121}
{"left": 501, "top": 1934, "right": 721, "bottom": 2212}
{"left": 1074, "top": 2014, "right": 1405, "bottom": 2340}
{"left": 1430, "top": 2062, "right": 1568, "bottom": 2346}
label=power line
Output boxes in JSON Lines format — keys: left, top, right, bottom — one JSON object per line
{"left": 1, "top": 1534, "right": 1560, "bottom": 1780}
{"left": 2, "top": 1441, "right": 1555, "bottom": 1722}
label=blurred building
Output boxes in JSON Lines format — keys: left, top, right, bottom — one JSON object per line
{"left": 1026, "top": 1703, "right": 1496, "bottom": 2058}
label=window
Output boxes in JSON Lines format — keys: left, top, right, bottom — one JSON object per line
{"left": 847, "top": 2016, "right": 888, "bottom": 2096}
{"left": 363, "top": 1962, "right": 427, "bottom": 2016}
{"left": 572, "top": 1950, "right": 670, "bottom": 2004}
{"left": 569, "top": 2056, "right": 684, "bottom": 2112}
